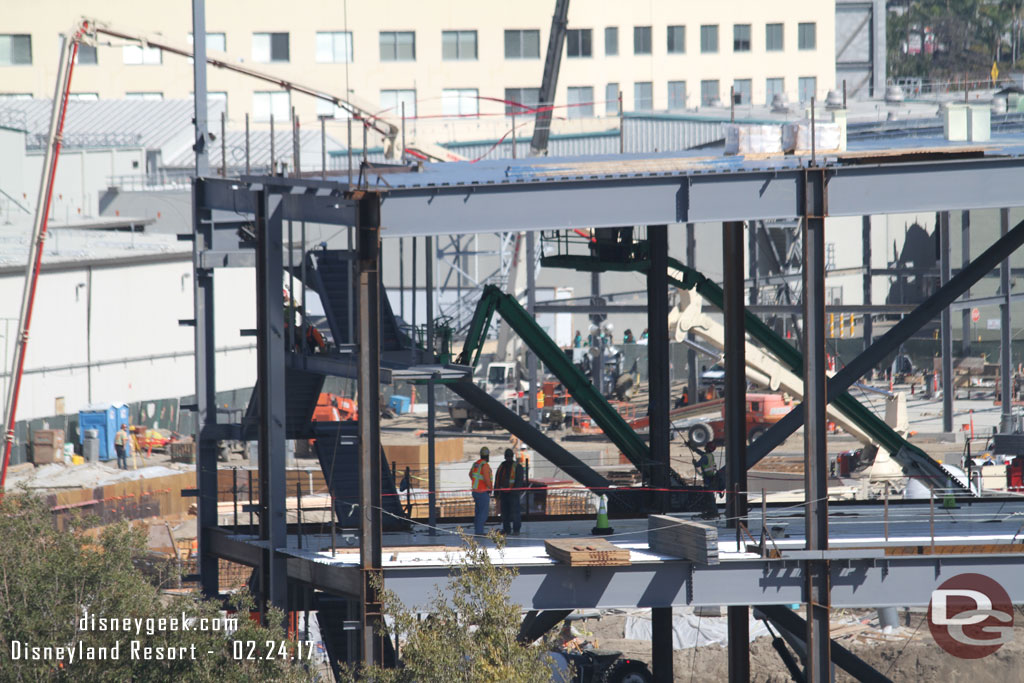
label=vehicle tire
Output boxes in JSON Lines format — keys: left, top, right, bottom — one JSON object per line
{"left": 603, "top": 659, "right": 653, "bottom": 683}
{"left": 687, "top": 423, "right": 713, "bottom": 449}
{"left": 453, "top": 419, "right": 467, "bottom": 430}
{"left": 747, "top": 427, "right": 766, "bottom": 445}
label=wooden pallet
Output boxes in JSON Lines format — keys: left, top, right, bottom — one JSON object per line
{"left": 544, "top": 538, "right": 631, "bottom": 567}
{"left": 647, "top": 515, "right": 719, "bottom": 565}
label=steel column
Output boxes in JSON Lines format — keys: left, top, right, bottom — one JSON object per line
{"left": 940, "top": 212, "right": 953, "bottom": 433}
{"left": 723, "top": 220, "right": 749, "bottom": 681}
{"left": 256, "top": 187, "right": 287, "bottom": 613}
{"left": 426, "top": 235, "right": 437, "bottom": 531}
{"left": 357, "top": 194, "right": 384, "bottom": 666}
{"left": 862, "top": 216, "right": 872, "bottom": 351}
{"left": 749, "top": 221, "right": 759, "bottom": 306}
{"left": 802, "top": 170, "right": 831, "bottom": 681}
{"left": 527, "top": 231, "right": 539, "bottom": 426}
{"left": 590, "top": 271, "right": 601, "bottom": 391}
{"left": 193, "top": 181, "right": 218, "bottom": 598}
{"left": 686, "top": 224, "right": 699, "bottom": 404}
{"left": 651, "top": 606, "right": 673, "bottom": 683}
{"left": 1001, "top": 208, "right": 1013, "bottom": 433}
{"left": 961, "top": 211, "right": 971, "bottom": 356}
{"left": 647, "top": 225, "right": 670, "bottom": 508}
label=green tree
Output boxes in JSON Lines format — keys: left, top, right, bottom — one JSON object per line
{"left": 0, "top": 491, "right": 314, "bottom": 682}
{"left": 350, "top": 532, "right": 563, "bottom": 683}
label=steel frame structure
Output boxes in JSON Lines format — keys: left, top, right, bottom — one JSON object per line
{"left": 193, "top": 143, "right": 1024, "bottom": 680}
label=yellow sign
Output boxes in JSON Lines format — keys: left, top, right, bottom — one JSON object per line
{"left": 991, "top": 61, "right": 999, "bottom": 83}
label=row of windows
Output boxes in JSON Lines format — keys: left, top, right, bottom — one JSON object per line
{"left": 0, "top": 23, "right": 817, "bottom": 66}
{"left": 2, "top": 78, "right": 818, "bottom": 122}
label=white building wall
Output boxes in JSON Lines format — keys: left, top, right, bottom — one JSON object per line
{"left": 22, "top": 147, "right": 146, "bottom": 218}
{"left": 0, "top": 260, "right": 257, "bottom": 422}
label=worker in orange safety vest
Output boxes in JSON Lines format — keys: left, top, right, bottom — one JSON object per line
{"left": 469, "top": 446, "right": 492, "bottom": 536}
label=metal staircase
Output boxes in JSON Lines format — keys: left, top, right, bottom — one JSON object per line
{"left": 313, "top": 429, "right": 406, "bottom": 530}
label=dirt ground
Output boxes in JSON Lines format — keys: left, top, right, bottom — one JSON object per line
{"left": 581, "top": 611, "right": 1024, "bottom": 682}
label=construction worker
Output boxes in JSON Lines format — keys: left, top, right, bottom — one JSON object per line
{"left": 469, "top": 446, "right": 493, "bottom": 536}
{"left": 114, "top": 424, "right": 128, "bottom": 470}
{"left": 695, "top": 451, "right": 718, "bottom": 490}
{"left": 573, "top": 330, "right": 583, "bottom": 348}
{"left": 623, "top": 329, "right": 635, "bottom": 344}
{"left": 494, "top": 448, "right": 526, "bottom": 535}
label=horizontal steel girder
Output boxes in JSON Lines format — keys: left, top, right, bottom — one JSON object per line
{"left": 370, "top": 157, "right": 1024, "bottom": 235}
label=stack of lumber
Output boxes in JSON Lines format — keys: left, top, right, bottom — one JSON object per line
{"left": 647, "top": 514, "right": 719, "bottom": 565}
{"left": 544, "top": 538, "right": 631, "bottom": 567}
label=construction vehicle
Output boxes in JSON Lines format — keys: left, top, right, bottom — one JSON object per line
{"left": 684, "top": 392, "right": 796, "bottom": 449}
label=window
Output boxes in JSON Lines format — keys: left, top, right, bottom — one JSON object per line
{"left": 125, "top": 92, "right": 163, "bottom": 101}
{"left": 700, "top": 25, "right": 718, "bottom": 53}
{"left": 188, "top": 32, "right": 226, "bottom": 52}
{"left": 798, "top": 22, "right": 816, "bottom": 50}
{"left": 252, "top": 32, "right": 289, "bottom": 63}
{"left": 76, "top": 43, "right": 97, "bottom": 65}
{"left": 604, "top": 27, "right": 618, "bottom": 56}
{"left": 442, "top": 31, "right": 476, "bottom": 60}
{"left": 798, "top": 77, "right": 817, "bottom": 102}
{"left": 634, "top": 82, "right": 652, "bottom": 111}
{"left": 567, "top": 86, "right": 593, "bottom": 118}
{"left": 766, "top": 23, "right": 784, "bottom": 51}
{"left": 381, "top": 89, "right": 416, "bottom": 117}
{"left": 123, "top": 44, "right": 161, "bottom": 65}
{"left": 668, "top": 81, "right": 686, "bottom": 110}
{"left": 733, "top": 24, "right": 751, "bottom": 52}
{"left": 380, "top": 32, "right": 415, "bottom": 61}
{"left": 253, "top": 91, "right": 290, "bottom": 122}
{"left": 68, "top": 93, "right": 99, "bottom": 101}
{"left": 441, "top": 88, "right": 478, "bottom": 117}
{"left": 317, "top": 31, "right": 353, "bottom": 63}
{"left": 0, "top": 93, "right": 31, "bottom": 99}
{"left": 316, "top": 99, "right": 348, "bottom": 119}
{"left": 0, "top": 35, "right": 32, "bottom": 66}
{"left": 605, "top": 83, "right": 619, "bottom": 115}
{"left": 633, "top": 26, "right": 651, "bottom": 55}
{"left": 504, "top": 87, "right": 540, "bottom": 115}
{"left": 566, "top": 29, "right": 592, "bottom": 58}
{"left": 667, "top": 26, "right": 685, "bottom": 54}
{"left": 733, "top": 79, "right": 751, "bottom": 105}
{"left": 700, "top": 80, "right": 719, "bottom": 107}
{"left": 204, "top": 91, "right": 228, "bottom": 119}
{"left": 504, "top": 30, "right": 539, "bottom": 59}
{"left": 766, "top": 77, "right": 785, "bottom": 105}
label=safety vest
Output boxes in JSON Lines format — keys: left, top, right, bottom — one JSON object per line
{"left": 469, "top": 459, "right": 492, "bottom": 492}
{"left": 699, "top": 458, "right": 717, "bottom": 477}
{"left": 114, "top": 430, "right": 127, "bottom": 447}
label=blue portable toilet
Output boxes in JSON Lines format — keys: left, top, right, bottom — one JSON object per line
{"left": 78, "top": 402, "right": 129, "bottom": 462}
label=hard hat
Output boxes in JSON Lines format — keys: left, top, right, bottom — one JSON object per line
{"left": 479, "top": 446, "right": 490, "bottom": 457}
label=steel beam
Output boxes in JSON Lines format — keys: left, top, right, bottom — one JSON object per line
{"left": 862, "top": 216, "right": 872, "bottom": 351}
{"left": 517, "top": 610, "right": 573, "bottom": 645}
{"left": 193, "top": 180, "right": 219, "bottom": 598}
{"left": 758, "top": 606, "right": 891, "bottom": 683}
{"left": 527, "top": 231, "right": 539, "bottom": 427}
{"left": 723, "top": 220, "right": 749, "bottom": 681}
{"left": 1001, "top": 208, "right": 1013, "bottom": 433}
{"left": 940, "top": 212, "right": 953, "bottom": 432}
{"left": 371, "top": 156, "right": 1024, "bottom": 234}
{"left": 747, "top": 216, "right": 1024, "bottom": 466}
{"left": 376, "top": 551, "right": 1024, "bottom": 611}
{"left": 961, "top": 210, "right": 971, "bottom": 356}
{"left": 357, "top": 194, "right": 384, "bottom": 666}
{"left": 426, "top": 235, "right": 437, "bottom": 531}
{"left": 647, "top": 225, "right": 670, "bottom": 510}
{"left": 255, "top": 188, "right": 288, "bottom": 613}
{"left": 651, "top": 606, "right": 673, "bottom": 683}
{"left": 191, "top": 0, "right": 208, "bottom": 177}
{"left": 801, "top": 169, "right": 831, "bottom": 681}
{"left": 687, "top": 224, "right": 698, "bottom": 406}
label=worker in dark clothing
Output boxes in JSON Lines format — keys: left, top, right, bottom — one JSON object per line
{"left": 494, "top": 448, "right": 526, "bottom": 535}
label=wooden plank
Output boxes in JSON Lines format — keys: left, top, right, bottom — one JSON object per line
{"left": 647, "top": 514, "right": 719, "bottom": 565}
{"left": 544, "top": 538, "right": 631, "bottom": 567}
